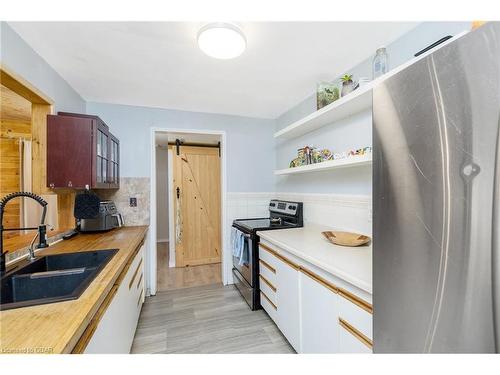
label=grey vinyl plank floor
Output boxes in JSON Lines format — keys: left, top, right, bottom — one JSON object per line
{"left": 131, "top": 283, "right": 295, "bottom": 354}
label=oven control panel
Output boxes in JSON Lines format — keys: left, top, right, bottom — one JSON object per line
{"left": 269, "top": 200, "right": 300, "bottom": 216}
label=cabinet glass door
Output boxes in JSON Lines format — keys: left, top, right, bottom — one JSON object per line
{"left": 96, "top": 127, "right": 109, "bottom": 186}
{"left": 108, "top": 136, "right": 119, "bottom": 188}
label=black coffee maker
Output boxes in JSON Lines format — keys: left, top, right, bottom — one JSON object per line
{"left": 74, "top": 191, "right": 123, "bottom": 232}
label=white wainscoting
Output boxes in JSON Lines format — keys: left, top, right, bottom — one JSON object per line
{"left": 275, "top": 192, "right": 372, "bottom": 236}
{"left": 224, "top": 192, "right": 371, "bottom": 285}
{"left": 225, "top": 192, "right": 274, "bottom": 284}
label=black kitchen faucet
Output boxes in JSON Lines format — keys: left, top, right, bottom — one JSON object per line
{"left": 0, "top": 192, "right": 49, "bottom": 274}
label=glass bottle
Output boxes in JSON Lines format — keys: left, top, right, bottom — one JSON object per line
{"left": 372, "top": 46, "right": 389, "bottom": 79}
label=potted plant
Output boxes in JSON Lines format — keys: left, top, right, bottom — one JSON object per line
{"left": 340, "top": 74, "right": 357, "bottom": 97}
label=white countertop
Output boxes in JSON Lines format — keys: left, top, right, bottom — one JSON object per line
{"left": 257, "top": 223, "right": 372, "bottom": 294}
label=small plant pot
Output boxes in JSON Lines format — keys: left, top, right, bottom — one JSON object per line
{"left": 341, "top": 80, "right": 355, "bottom": 97}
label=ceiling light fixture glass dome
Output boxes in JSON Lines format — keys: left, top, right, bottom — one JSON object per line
{"left": 197, "top": 23, "right": 246, "bottom": 59}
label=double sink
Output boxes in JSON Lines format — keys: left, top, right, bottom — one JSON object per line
{"left": 0, "top": 249, "right": 117, "bottom": 310}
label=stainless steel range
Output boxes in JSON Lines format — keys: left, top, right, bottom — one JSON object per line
{"left": 231, "top": 200, "right": 303, "bottom": 310}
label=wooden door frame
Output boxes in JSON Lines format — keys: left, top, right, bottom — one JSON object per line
{"left": 149, "top": 128, "right": 228, "bottom": 295}
{"left": 1, "top": 66, "right": 76, "bottom": 251}
{"left": 1, "top": 66, "right": 54, "bottom": 197}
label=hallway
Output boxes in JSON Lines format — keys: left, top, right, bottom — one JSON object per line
{"left": 157, "top": 242, "right": 222, "bottom": 291}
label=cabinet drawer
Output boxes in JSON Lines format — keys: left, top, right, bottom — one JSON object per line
{"left": 259, "top": 246, "right": 279, "bottom": 276}
{"left": 338, "top": 318, "right": 372, "bottom": 353}
{"left": 259, "top": 244, "right": 278, "bottom": 265}
{"left": 126, "top": 248, "right": 143, "bottom": 291}
{"left": 259, "top": 259, "right": 276, "bottom": 286}
{"left": 259, "top": 274, "right": 277, "bottom": 305}
{"left": 258, "top": 256, "right": 277, "bottom": 287}
{"left": 338, "top": 289, "right": 372, "bottom": 340}
{"left": 260, "top": 291, "right": 277, "bottom": 322}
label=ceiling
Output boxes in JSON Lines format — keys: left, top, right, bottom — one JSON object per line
{"left": 9, "top": 22, "right": 417, "bottom": 119}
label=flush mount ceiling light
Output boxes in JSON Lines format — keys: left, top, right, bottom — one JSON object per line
{"left": 197, "top": 23, "right": 246, "bottom": 59}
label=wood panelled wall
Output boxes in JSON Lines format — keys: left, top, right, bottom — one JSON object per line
{"left": 0, "top": 85, "right": 32, "bottom": 238}
{"left": 1, "top": 69, "right": 75, "bottom": 250}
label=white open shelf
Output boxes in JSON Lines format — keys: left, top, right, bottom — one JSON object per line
{"left": 274, "top": 154, "right": 372, "bottom": 176}
{"left": 274, "top": 82, "right": 374, "bottom": 140}
{"left": 274, "top": 31, "right": 469, "bottom": 141}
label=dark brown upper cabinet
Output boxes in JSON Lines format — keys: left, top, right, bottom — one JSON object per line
{"left": 47, "top": 112, "right": 120, "bottom": 189}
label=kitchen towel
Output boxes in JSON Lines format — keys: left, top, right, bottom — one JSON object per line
{"left": 231, "top": 227, "right": 248, "bottom": 265}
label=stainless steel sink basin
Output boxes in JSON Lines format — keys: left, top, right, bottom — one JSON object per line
{"left": 0, "top": 249, "right": 118, "bottom": 310}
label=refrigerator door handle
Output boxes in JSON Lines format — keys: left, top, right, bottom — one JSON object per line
{"left": 493, "top": 111, "right": 500, "bottom": 353}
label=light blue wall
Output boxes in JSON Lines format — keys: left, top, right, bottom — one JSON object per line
{"left": 0, "top": 22, "right": 85, "bottom": 113}
{"left": 86, "top": 102, "right": 276, "bottom": 192}
{"left": 275, "top": 21, "right": 471, "bottom": 194}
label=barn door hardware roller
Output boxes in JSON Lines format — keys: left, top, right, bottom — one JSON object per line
{"left": 176, "top": 139, "right": 181, "bottom": 155}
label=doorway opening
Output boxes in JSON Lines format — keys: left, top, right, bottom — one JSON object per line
{"left": 0, "top": 67, "right": 75, "bottom": 256}
{"left": 152, "top": 129, "right": 227, "bottom": 293}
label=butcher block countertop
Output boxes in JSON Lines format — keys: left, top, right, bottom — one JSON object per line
{"left": 257, "top": 223, "right": 372, "bottom": 294}
{"left": 0, "top": 226, "right": 148, "bottom": 354}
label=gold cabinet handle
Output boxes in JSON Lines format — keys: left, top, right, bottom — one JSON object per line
{"left": 338, "top": 288, "right": 373, "bottom": 314}
{"left": 137, "top": 290, "right": 144, "bottom": 307}
{"left": 259, "top": 259, "right": 276, "bottom": 274}
{"left": 339, "top": 317, "right": 372, "bottom": 349}
{"left": 259, "top": 243, "right": 300, "bottom": 270}
{"left": 129, "top": 258, "right": 143, "bottom": 290}
{"left": 136, "top": 273, "right": 143, "bottom": 289}
{"left": 260, "top": 291, "right": 277, "bottom": 310}
{"left": 300, "top": 266, "right": 338, "bottom": 294}
{"left": 259, "top": 274, "right": 277, "bottom": 292}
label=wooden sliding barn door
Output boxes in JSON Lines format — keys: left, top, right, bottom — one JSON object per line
{"left": 173, "top": 145, "right": 221, "bottom": 267}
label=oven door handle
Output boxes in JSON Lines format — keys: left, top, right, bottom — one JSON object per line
{"left": 232, "top": 226, "right": 252, "bottom": 238}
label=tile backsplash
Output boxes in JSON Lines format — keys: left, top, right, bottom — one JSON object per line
{"left": 97, "top": 177, "right": 150, "bottom": 226}
{"left": 275, "top": 192, "right": 372, "bottom": 235}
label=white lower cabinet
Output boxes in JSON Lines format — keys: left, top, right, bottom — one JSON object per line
{"left": 84, "top": 244, "right": 145, "bottom": 353}
{"left": 274, "top": 257, "right": 300, "bottom": 351}
{"left": 299, "top": 271, "right": 338, "bottom": 353}
{"left": 258, "top": 241, "right": 372, "bottom": 354}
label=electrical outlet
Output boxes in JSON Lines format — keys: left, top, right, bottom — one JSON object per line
{"left": 129, "top": 197, "right": 137, "bottom": 207}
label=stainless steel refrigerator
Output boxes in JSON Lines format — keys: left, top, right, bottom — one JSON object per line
{"left": 373, "top": 22, "right": 500, "bottom": 353}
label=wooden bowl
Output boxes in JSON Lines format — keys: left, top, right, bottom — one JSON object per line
{"left": 321, "top": 231, "right": 371, "bottom": 247}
